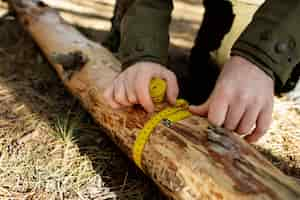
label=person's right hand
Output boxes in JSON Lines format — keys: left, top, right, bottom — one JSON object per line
{"left": 103, "top": 61, "right": 179, "bottom": 112}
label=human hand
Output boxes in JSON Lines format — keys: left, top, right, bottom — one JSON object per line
{"left": 190, "top": 56, "right": 274, "bottom": 143}
{"left": 103, "top": 61, "right": 179, "bottom": 112}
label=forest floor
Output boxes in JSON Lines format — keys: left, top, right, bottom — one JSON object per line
{"left": 0, "top": 0, "right": 299, "bottom": 199}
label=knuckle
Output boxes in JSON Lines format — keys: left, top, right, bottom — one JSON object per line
{"left": 238, "top": 93, "right": 251, "bottom": 102}
{"left": 135, "top": 81, "right": 143, "bottom": 92}
{"left": 128, "top": 95, "right": 137, "bottom": 104}
{"left": 165, "top": 70, "right": 175, "bottom": 79}
{"left": 124, "top": 76, "right": 133, "bottom": 87}
{"left": 251, "top": 97, "right": 260, "bottom": 105}
{"left": 255, "top": 96, "right": 266, "bottom": 105}
{"left": 218, "top": 87, "right": 232, "bottom": 99}
{"left": 115, "top": 74, "right": 124, "bottom": 82}
{"left": 141, "top": 65, "right": 152, "bottom": 73}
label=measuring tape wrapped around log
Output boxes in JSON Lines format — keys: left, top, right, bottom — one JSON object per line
{"left": 133, "top": 78, "right": 192, "bottom": 170}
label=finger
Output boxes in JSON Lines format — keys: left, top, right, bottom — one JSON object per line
{"left": 245, "top": 104, "right": 273, "bottom": 143}
{"left": 125, "top": 80, "right": 137, "bottom": 104}
{"left": 236, "top": 104, "right": 260, "bottom": 135}
{"left": 224, "top": 101, "right": 246, "bottom": 132}
{"left": 135, "top": 74, "right": 154, "bottom": 113}
{"left": 208, "top": 95, "right": 229, "bottom": 127}
{"left": 113, "top": 79, "right": 131, "bottom": 106}
{"left": 189, "top": 101, "right": 209, "bottom": 116}
{"left": 103, "top": 84, "right": 121, "bottom": 109}
{"left": 161, "top": 71, "right": 179, "bottom": 105}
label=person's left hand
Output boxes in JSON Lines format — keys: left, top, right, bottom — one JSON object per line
{"left": 190, "top": 56, "right": 274, "bottom": 143}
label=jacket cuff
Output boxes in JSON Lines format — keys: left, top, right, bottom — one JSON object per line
{"left": 232, "top": 19, "right": 297, "bottom": 88}
{"left": 231, "top": 42, "right": 275, "bottom": 81}
{"left": 118, "top": 36, "right": 169, "bottom": 70}
{"left": 120, "top": 55, "right": 166, "bottom": 69}
{"left": 118, "top": 0, "right": 172, "bottom": 70}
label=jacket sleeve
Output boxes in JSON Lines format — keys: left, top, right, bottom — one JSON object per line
{"left": 232, "top": 0, "right": 300, "bottom": 88}
{"left": 118, "top": 0, "right": 173, "bottom": 69}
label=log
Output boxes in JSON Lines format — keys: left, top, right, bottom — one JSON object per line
{"left": 8, "top": 0, "right": 300, "bottom": 199}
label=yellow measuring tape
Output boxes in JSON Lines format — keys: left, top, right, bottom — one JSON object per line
{"left": 132, "top": 78, "right": 192, "bottom": 169}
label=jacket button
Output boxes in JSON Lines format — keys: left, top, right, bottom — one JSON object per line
{"left": 275, "top": 42, "right": 288, "bottom": 53}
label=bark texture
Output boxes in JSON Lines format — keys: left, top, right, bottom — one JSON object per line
{"left": 8, "top": 0, "right": 300, "bottom": 199}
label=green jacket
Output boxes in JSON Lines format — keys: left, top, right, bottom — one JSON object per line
{"left": 119, "top": 0, "right": 300, "bottom": 88}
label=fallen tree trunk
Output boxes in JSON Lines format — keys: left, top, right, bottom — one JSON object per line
{"left": 8, "top": 0, "right": 300, "bottom": 199}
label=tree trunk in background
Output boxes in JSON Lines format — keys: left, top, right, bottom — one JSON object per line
{"left": 8, "top": 0, "right": 300, "bottom": 199}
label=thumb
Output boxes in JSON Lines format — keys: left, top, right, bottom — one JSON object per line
{"left": 189, "top": 101, "right": 209, "bottom": 116}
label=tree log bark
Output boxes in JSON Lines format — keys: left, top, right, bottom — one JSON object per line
{"left": 8, "top": 0, "right": 300, "bottom": 199}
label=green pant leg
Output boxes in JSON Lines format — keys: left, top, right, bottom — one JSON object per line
{"left": 102, "top": 0, "right": 135, "bottom": 52}
{"left": 184, "top": 0, "right": 234, "bottom": 104}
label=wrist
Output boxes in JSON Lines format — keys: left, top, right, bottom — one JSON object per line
{"left": 121, "top": 56, "right": 166, "bottom": 71}
{"left": 230, "top": 54, "right": 275, "bottom": 83}
{"left": 224, "top": 56, "right": 275, "bottom": 89}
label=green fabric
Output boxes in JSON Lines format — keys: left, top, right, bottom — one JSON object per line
{"left": 118, "top": 0, "right": 173, "bottom": 69}
{"left": 119, "top": 0, "right": 299, "bottom": 88}
{"left": 232, "top": 0, "right": 300, "bottom": 87}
